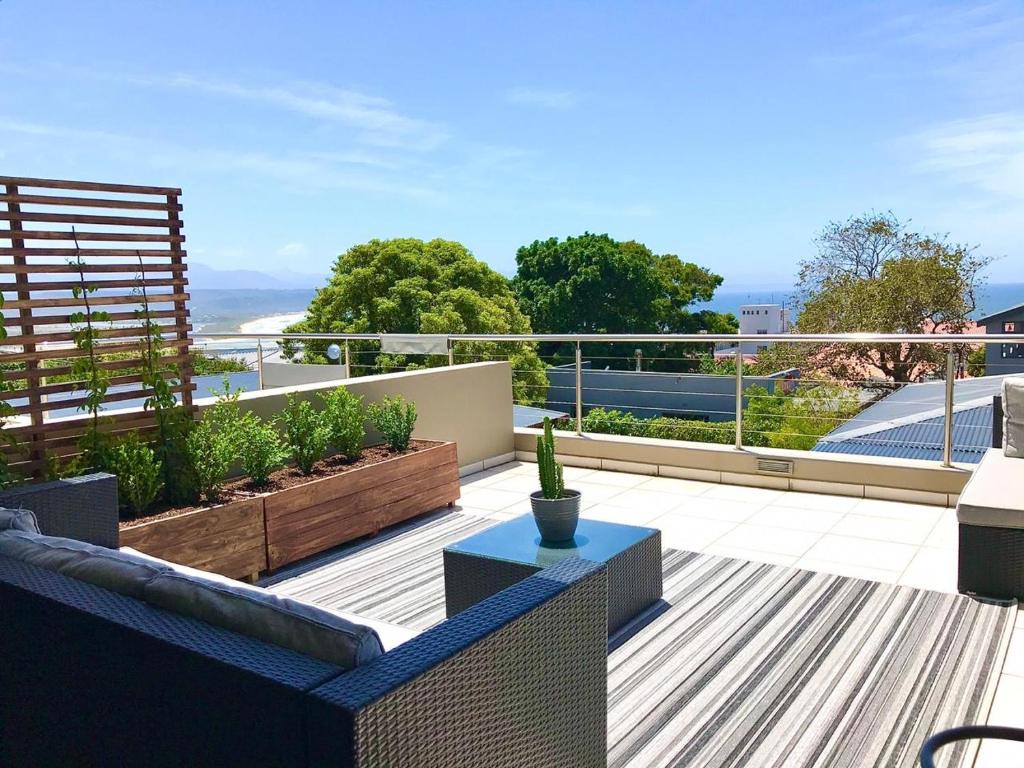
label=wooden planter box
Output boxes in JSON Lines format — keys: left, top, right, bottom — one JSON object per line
{"left": 119, "top": 497, "right": 268, "bottom": 580}
{"left": 265, "top": 441, "right": 459, "bottom": 570}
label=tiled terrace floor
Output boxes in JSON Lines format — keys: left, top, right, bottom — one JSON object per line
{"left": 459, "top": 461, "right": 1024, "bottom": 766}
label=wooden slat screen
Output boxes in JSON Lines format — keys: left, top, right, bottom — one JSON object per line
{"left": 0, "top": 176, "right": 196, "bottom": 476}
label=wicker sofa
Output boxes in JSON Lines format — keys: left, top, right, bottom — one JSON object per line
{"left": 957, "top": 379, "right": 1024, "bottom": 600}
{"left": 0, "top": 544, "right": 608, "bottom": 767}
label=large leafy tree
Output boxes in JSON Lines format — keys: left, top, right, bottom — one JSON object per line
{"left": 285, "top": 238, "right": 547, "bottom": 404}
{"left": 795, "top": 213, "right": 990, "bottom": 382}
{"left": 511, "top": 232, "right": 736, "bottom": 369}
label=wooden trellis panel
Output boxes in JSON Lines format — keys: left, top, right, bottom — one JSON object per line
{"left": 0, "top": 176, "right": 196, "bottom": 476}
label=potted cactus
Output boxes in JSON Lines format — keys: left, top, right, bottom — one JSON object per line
{"left": 529, "top": 418, "right": 581, "bottom": 542}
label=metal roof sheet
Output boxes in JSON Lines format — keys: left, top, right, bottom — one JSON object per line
{"left": 812, "top": 404, "right": 992, "bottom": 464}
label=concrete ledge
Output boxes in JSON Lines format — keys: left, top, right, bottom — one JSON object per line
{"left": 514, "top": 428, "right": 972, "bottom": 507}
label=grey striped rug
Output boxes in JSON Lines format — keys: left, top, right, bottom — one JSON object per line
{"left": 265, "top": 512, "right": 1015, "bottom": 768}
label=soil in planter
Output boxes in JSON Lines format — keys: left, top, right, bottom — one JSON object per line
{"left": 120, "top": 440, "right": 435, "bottom": 528}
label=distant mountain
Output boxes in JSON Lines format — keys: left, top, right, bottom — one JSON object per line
{"left": 189, "top": 262, "right": 326, "bottom": 290}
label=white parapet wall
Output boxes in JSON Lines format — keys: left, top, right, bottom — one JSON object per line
{"left": 196, "top": 361, "right": 514, "bottom": 471}
{"left": 513, "top": 428, "right": 972, "bottom": 507}
{"left": 260, "top": 361, "right": 348, "bottom": 388}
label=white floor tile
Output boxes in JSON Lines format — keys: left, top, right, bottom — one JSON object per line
{"left": 701, "top": 483, "right": 786, "bottom": 506}
{"left": 663, "top": 496, "right": 761, "bottom": 523}
{"left": 711, "top": 524, "right": 822, "bottom": 558}
{"left": 456, "top": 487, "right": 526, "bottom": 512}
{"left": 1001, "top": 634, "right": 1024, "bottom": 678}
{"left": 483, "top": 474, "right": 545, "bottom": 494}
{"left": 569, "top": 482, "right": 630, "bottom": 506}
{"left": 985, "top": 673, "right": 1024, "bottom": 726}
{"left": 636, "top": 476, "right": 717, "bottom": 496}
{"left": 648, "top": 513, "right": 736, "bottom": 552}
{"left": 604, "top": 488, "right": 688, "bottom": 516}
{"left": 802, "top": 534, "right": 919, "bottom": 572}
{"left": 580, "top": 470, "right": 651, "bottom": 488}
{"left": 703, "top": 545, "right": 798, "bottom": 567}
{"left": 850, "top": 498, "right": 944, "bottom": 525}
{"left": 748, "top": 506, "right": 844, "bottom": 533}
{"left": 772, "top": 491, "right": 861, "bottom": 514}
{"left": 898, "top": 547, "right": 958, "bottom": 593}
{"left": 581, "top": 504, "right": 660, "bottom": 526}
{"left": 562, "top": 465, "right": 598, "bottom": 482}
{"left": 924, "top": 517, "right": 959, "bottom": 549}
{"left": 829, "top": 514, "right": 939, "bottom": 546}
{"left": 794, "top": 557, "right": 901, "bottom": 584}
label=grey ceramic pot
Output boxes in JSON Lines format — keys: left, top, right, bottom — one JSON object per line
{"left": 529, "top": 489, "right": 582, "bottom": 542}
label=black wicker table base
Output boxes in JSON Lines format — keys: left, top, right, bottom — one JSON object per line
{"left": 443, "top": 514, "right": 663, "bottom": 635}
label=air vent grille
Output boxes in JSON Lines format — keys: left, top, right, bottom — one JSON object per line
{"left": 757, "top": 459, "right": 794, "bottom": 475}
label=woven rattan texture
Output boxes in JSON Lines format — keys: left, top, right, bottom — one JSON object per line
{"left": 959, "top": 524, "right": 1024, "bottom": 600}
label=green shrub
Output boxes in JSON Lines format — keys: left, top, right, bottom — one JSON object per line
{"left": 184, "top": 380, "right": 246, "bottom": 502}
{"left": 319, "top": 387, "right": 365, "bottom": 460}
{"left": 368, "top": 395, "right": 417, "bottom": 452}
{"left": 108, "top": 433, "right": 163, "bottom": 517}
{"left": 185, "top": 419, "right": 235, "bottom": 503}
{"left": 581, "top": 408, "right": 645, "bottom": 437}
{"left": 280, "top": 395, "right": 330, "bottom": 475}
{"left": 238, "top": 414, "right": 287, "bottom": 486}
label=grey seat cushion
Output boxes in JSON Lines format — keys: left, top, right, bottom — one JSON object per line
{"left": 142, "top": 564, "right": 384, "bottom": 669}
{"left": 957, "top": 448, "right": 1024, "bottom": 528}
{"left": 1005, "top": 378, "right": 1024, "bottom": 459}
{"left": 0, "top": 507, "right": 40, "bottom": 533}
{"left": 0, "top": 530, "right": 169, "bottom": 598}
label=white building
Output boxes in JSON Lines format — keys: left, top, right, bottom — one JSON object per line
{"left": 738, "top": 303, "right": 790, "bottom": 354}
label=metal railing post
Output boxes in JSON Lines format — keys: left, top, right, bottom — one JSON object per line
{"left": 256, "top": 338, "right": 264, "bottom": 390}
{"left": 575, "top": 341, "right": 583, "bottom": 435}
{"left": 448, "top": 338, "right": 454, "bottom": 366}
{"left": 942, "top": 345, "right": 955, "bottom": 467}
{"left": 735, "top": 348, "right": 744, "bottom": 449}
{"left": 344, "top": 340, "right": 351, "bottom": 377}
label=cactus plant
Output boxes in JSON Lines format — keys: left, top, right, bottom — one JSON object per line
{"left": 536, "top": 417, "right": 565, "bottom": 500}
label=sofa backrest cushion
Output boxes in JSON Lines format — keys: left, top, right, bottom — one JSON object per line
{"left": 0, "top": 530, "right": 169, "bottom": 599}
{"left": 1005, "top": 378, "right": 1024, "bottom": 459}
{"left": 143, "top": 564, "right": 384, "bottom": 670}
{"left": 0, "top": 507, "right": 40, "bottom": 534}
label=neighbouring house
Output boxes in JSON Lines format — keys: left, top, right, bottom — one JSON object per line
{"left": 812, "top": 373, "right": 1013, "bottom": 463}
{"left": 738, "top": 303, "right": 790, "bottom": 354}
{"left": 975, "top": 302, "right": 1024, "bottom": 376}
{"left": 545, "top": 362, "right": 797, "bottom": 423}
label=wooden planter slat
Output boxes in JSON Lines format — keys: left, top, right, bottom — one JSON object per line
{"left": 119, "top": 497, "right": 267, "bottom": 579}
{"left": 265, "top": 442, "right": 459, "bottom": 570}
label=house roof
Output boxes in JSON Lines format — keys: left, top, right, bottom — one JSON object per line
{"left": 513, "top": 404, "right": 570, "bottom": 428}
{"left": 976, "top": 302, "right": 1024, "bottom": 324}
{"left": 812, "top": 403, "right": 992, "bottom": 464}
{"left": 811, "top": 373, "right": 1009, "bottom": 464}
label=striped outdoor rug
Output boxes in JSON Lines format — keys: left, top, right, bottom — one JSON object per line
{"left": 265, "top": 512, "right": 1015, "bottom": 768}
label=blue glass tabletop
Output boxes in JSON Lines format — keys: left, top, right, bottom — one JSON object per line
{"left": 445, "top": 514, "right": 658, "bottom": 568}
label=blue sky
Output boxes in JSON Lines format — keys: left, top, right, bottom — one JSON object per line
{"left": 2, "top": 1, "right": 1022, "bottom": 286}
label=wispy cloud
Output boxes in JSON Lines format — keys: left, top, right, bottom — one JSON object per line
{"left": 276, "top": 242, "right": 308, "bottom": 258}
{"left": 504, "top": 87, "right": 578, "bottom": 109}
{"left": 0, "top": 117, "right": 441, "bottom": 200}
{"left": 157, "top": 75, "right": 449, "bottom": 151}
{"left": 911, "top": 112, "right": 1024, "bottom": 201}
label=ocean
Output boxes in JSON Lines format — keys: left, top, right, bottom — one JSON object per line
{"left": 187, "top": 283, "right": 1024, "bottom": 340}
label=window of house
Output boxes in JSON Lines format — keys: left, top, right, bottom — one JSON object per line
{"left": 1005, "top": 321, "right": 1017, "bottom": 333}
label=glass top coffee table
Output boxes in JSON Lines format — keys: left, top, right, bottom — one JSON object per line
{"left": 443, "top": 514, "right": 662, "bottom": 635}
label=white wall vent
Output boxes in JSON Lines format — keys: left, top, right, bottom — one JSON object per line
{"left": 757, "top": 458, "right": 793, "bottom": 475}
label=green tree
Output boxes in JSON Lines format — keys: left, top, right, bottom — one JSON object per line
{"left": 796, "top": 213, "right": 990, "bottom": 382}
{"left": 512, "top": 232, "right": 736, "bottom": 370}
{"left": 285, "top": 238, "right": 547, "bottom": 404}
{"left": 768, "top": 384, "right": 861, "bottom": 450}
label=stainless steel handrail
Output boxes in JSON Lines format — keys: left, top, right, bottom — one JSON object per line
{"left": 192, "top": 330, "right": 1020, "bottom": 468}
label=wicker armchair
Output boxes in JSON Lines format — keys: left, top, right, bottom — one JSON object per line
{"left": 0, "top": 554, "right": 608, "bottom": 767}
